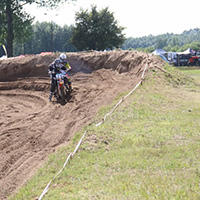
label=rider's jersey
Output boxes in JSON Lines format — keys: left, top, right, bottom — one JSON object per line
{"left": 48, "top": 58, "right": 71, "bottom": 75}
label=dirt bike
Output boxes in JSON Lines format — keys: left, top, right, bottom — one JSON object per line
{"left": 55, "top": 73, "right": 71, "bottom": 103}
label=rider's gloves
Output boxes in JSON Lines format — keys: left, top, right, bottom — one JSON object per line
{"left": 48, "top": 70, "right": 55, "bottom": 75}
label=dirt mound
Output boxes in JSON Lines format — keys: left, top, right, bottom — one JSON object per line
{"left": 0, "top": 51, "right": 163, "bottom": 82}
{"left": 0, "top": 50, "right": 164, "bottom": 199}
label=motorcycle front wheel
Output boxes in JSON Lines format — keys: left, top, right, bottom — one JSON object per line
{"left": 60, "top": 86, "right": 65, "bottom": 103}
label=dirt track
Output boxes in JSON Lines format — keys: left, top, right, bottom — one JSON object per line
{"left": 0, "top": 51, "right": 164, "bottom": 199}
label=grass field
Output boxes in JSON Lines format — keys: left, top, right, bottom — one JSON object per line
{"left": 177, "top": 66, "right": 200, "bottom": 84}
{"left": 11, "top": 65, "right": 200, "bottom": 200}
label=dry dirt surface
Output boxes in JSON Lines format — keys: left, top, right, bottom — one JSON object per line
{"left": 0, "top": 50, "right": 164, "bottom": 199}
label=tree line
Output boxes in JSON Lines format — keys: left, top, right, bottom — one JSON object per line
{"left": 0, "top": 1, "right": 125, "bottom": 57}
{"left": 11, "top": 24, "right": 200, "bottom": 56}
{"left": 1, "top": 0, "right": 200, "bottom": 57}
{"left": 13, "top": 22, "right": 77, "bottom": 55}
{"left": 122, "top": 28, "right": 200, "bottom": 52}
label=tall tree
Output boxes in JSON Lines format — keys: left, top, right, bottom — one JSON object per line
{"left": 155, "top": 37, "right": 168, "bottom": 49}
{"left": 13, "top": 22, "right": 77, "bottom": 55}
{"left": 0, "top": 0, "right": 75, "bottom": 57}
{"left": 71, "top": 6, "right": 125, "bottom": 51}
{"left": 53, "top": 24, "right": 77, "bottom": 52}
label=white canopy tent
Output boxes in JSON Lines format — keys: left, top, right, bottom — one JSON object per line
{"left": 177, "top": 48, "right": 195, "bottom": 55}
{"left": 152, "top": 49, "right": 167, "bottom": 55}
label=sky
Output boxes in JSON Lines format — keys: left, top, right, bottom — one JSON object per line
{"left": 24, "top": 0, "right": 200, "bottom": 38}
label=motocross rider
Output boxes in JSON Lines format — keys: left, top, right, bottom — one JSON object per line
{"left": 48, "top": 53, "right": 72, "bottom": 101}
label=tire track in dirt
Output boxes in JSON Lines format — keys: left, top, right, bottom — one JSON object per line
{"left": 0, "top": 51, "right": 164, "bottom": 199}
{"left": 0, "top": 71, "right": 135, "bottom": 199}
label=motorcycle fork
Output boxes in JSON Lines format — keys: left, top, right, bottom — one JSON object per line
{"left": 58, "top": 78, "right": 64, "bottom": 89}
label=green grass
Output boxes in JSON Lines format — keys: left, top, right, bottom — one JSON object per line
{"left": 177, "top": 66, "right": 200, "bottom": 84}
{"left": 10, "top": 65, "right": 200, "bottom": 200}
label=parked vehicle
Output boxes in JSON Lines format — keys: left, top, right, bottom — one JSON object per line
{"left": 153, "top": 48, "right": 200, "bottom": 66}
{"left": 166, "top": 52, "right": 177, "bottom": 65}
{"left": 176, "top": 54, "right": 191, "bottom": 66}
{"left": 188, "top": 56, "right": 200, "bottom": 66}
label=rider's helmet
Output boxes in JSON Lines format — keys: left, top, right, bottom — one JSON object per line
{"left": 59, "top": 53, "right": 67, "bottom": 64}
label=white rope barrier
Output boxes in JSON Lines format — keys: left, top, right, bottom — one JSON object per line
{"left": 38, "top": 153, "right": 72, "bottom": 200}
{"left": 72, "top": 130, "right": 87, "bottom": 157}
{"left": 96, "top": 58, "right": 149, "bottom": 127}
{"left": 38, "top": 55, "right": 149, "bottom": 199}
{"left": 38, "top": 131, "right": 87, "bottom": 200}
